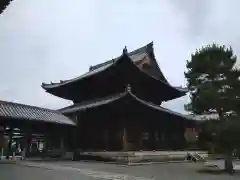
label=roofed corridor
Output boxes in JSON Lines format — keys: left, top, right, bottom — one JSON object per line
{"left": 0, "top": 100, "right": 75, "bottom": 160}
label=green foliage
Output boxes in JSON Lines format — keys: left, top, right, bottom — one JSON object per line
{"left": 198, "top": 120, "right": 219, "bottom": 150}
{"left": 216, "top": 115, "right": 240, "bottom": 152}
{"left": 185, "top": 43, "right": 240, "bottom": 157}
{"left": 185, "top": 43, "right": 240, "bottom": 116}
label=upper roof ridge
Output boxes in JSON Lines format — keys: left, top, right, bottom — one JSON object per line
{"left": 89, "top": 42, "right": 153, "bottom": 71}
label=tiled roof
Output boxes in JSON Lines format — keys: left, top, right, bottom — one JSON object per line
{"left": 59, "top": 86, "right": 191, "bottom": 120}
{"left": 42, "top": 42, "right": 188, "bottom": 95}
{"left": 0, "top": 0, "right": 12, "bottom": 14}
{"left": 186, "top": 114, "right": 219, "bottom": 121}
{"left": 0, "top": 100, "right": 75, "bottom": 126}
{"left": 59, "top": 93, "right": 126, "bottom": 114}
{"left": 174, "top": 86, "right": 189, "bottom": 92}
{"left": 89, "top": 42, "right": 153, "bottom": 71}
{"left": 130, "top": 91, "right": 192, "bottom": 120}
{"left": 42, "top": 42, "right": 154, "bottom": 89}
{"left": 42, "top": 42, "right": 188, "bottom": 92}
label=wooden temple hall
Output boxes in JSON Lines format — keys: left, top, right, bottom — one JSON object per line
{"left": 42, "top": 42, "right": 195, "bottom": 151}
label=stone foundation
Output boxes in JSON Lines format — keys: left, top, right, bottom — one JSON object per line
{"left": 78, "top": 151, "right": 208, "bottom": 164}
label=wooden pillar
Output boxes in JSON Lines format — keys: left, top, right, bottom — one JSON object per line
{"left": 41, "top": 137, "right": 48, "bottom": 158}
{"left": 21, "top": 132, "right": 31, "bottom": 160}
{"left": 154, "top": 130, "right": 159, "bottom": 150}
{"left": 60, "top": 137, "right": 65, "bottom": 157}
{"left": 71, "top": 128, "right": 78, "bottom": 150}
{"left": 162, "top": 130, "right": 168, "bottom": 149}
{"left": 103, "top": 129, "right": 109, "bottom": 151}
{"left": 139, "top": 133, "right": 143, "bottom": 150}
{"left": 6, "top": 128, "right": 13, "bottom": 159}
{"left": 72, "top": 113, "right": 79, "bottom": 150}
{"left": 122, "top": 127, "right": 128, "bottom": 151}
{"left": 149, "top": 129, "right": 155, "bottom": 150}
{"left": 26, "top": 134, "right": 32, "bottom": 157}
{"left": 139, "top": 122, "right": 144, "bottom": 150}
{"left": 180, "top": 125, "right": 187, "bottom": 149}
{"left": 0, "top": 126, "right": 5, "bottom": 160}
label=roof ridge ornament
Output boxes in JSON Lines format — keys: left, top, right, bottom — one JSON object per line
{"left": 123, "top": 46, "right": 128, "bottom": 55}
{"left": 89, "top": 65, "right": 93, "bottom": 71}
{"left": 126, "top": 84, "right": 131, "bottom": 92}
{"left": 146, "top": 41, "right": 154, "bottom": 52}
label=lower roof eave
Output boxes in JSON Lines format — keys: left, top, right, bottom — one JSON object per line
{"left": 0, "top": 116, "right": 76, "bottom": 127}
{"left": 0, "top": 100, "right": 76, "bottom": 126}
{"left": 60, "top": 85, "right": 192, "bottom": 121}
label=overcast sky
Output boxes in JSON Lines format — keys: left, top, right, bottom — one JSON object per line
{"left": 0, "top": 0, "right": 240, "bottom": 113}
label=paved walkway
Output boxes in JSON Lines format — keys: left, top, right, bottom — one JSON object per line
{"left": 205, "top": 160, "right": 240, "bottom": 170}
{"left": 17, "top": 161, "right": 155, "bottom": 180}
{"left": 13, "top": 160, "right": 240, "bottom": 180}
{"left": 2, "top": 158, "right": 240, "bottom": 179}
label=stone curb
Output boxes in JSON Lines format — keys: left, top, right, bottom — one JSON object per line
{"left": 15, "top": 159, "right": 192, "bottom": 169}
{"left": 15, "top": 162, "right": 59, "bottom": 171}
{"left": 127, "top": 160, "right": 190, "bottom": 166}
{"left": 197, "top": 168, "right": 240, "bottom": 175}
{"left": 0, "top": 160, "right": 17, "bottom": 164}
{"left": 68, "top": 159, "right": 192, "bottom": 166}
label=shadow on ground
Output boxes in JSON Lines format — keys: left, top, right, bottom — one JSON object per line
{"left": 197, "top": 168, "right": 239, "bottom": 175}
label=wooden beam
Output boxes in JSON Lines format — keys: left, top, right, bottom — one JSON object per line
{"left": 122, "top": 127, "right": 128, "bottom": 151}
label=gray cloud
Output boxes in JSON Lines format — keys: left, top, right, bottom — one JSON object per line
{"left": 163, "top": 0, "right": 240, "bottom": 112}
{"left": 0, "top": 0, "right": 240, "bottom": 113}
{"left": 169, "top": 0, "right": 212, "bottom": 37}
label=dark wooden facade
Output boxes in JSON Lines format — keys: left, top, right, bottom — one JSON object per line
{"left": 63, "top": 87, "right": 193, "bottom": 151}
{"left": 42, "top": 42, "right": 195, "bottom": 151}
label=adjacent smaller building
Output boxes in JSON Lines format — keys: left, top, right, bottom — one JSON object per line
{"left": 0, "top": 100, "right": 75, "bottom": 158}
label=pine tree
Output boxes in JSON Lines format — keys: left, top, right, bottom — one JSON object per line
{"left": 185, "top": 43, "right": 240, "bottom": 118}
{"left": 185, "top": 43, "right": 240, "bottom": 173}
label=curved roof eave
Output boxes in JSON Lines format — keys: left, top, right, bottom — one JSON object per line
{"left": 60, "top": 85, "right": 191, "bottom": 120}
{"left": 42, "top": 63, "right": 114, "bottom": 89}
{"left": 0, "top": 0, "right": 13, "bottom": 14}
{"left": 42, "top": 53, "right": 124, "bottom": 90}
{"left": 41, "top": 42, "right": 155, "bottom": 90}
{"left": 42, "top": 49, "right": 188, "bottom": 95}
{"left": 121, "top": 53, "right": 188, "bottom": 95}
{"left": 59, "top": 91, "right": 128, "bottom": 114}
{"left": 0, "top": 100, "right": 76, "bottom": 126}
{"left": 125, "top": 85, "right": 190, "bottom": 120}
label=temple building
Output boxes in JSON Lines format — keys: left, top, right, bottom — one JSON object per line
{"left": 42, "top": 42, "right": 195, "bottom": 151}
